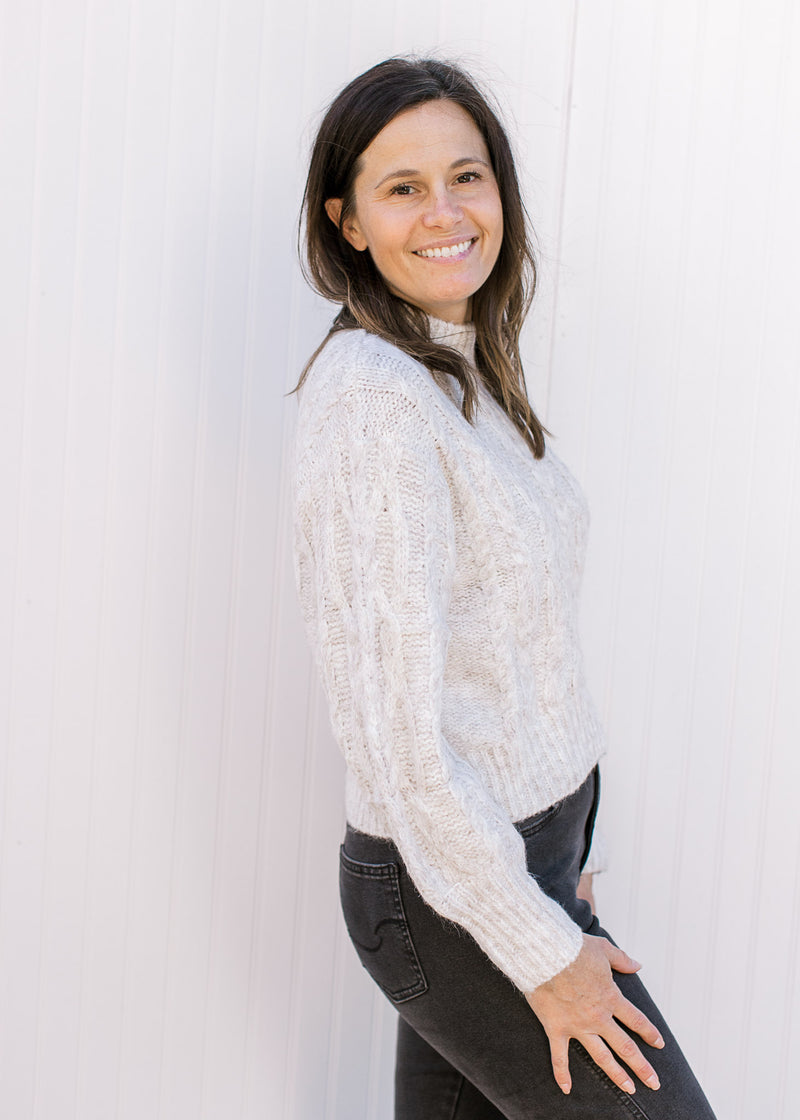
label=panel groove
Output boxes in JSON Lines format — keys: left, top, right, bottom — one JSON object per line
{"left": 32, "top": 2, "right": 91, "bottom": 1116}
{"left": 73, "top": 0, "right": 133, "bottom": 1112}
{"left": 2, "top": 4, "right": 45, "bottom": 1118}
{"left": 604, "top": 3, "right": 664, "bottom": 951}
{"left": 237, "top": 0, "right": 281, "bottom": 1111}
{"left": 734, "top": 3, "right": 797, "bottom": 1101}
{"left": 115, "top": 3, "right": 179, "bottom": 1115}
{"left": 544, "top": 0, "right": 579, "bottom": 420}
{"left": 776, "top": 817, "right": 800, "bottom": 1116}
{"left": 692, "top": 2, "right": 757, "bottom": 1088}
{"left": 658, "top": 0, "right": 715, "bottom": 1007}
{"left": 0, "top": 0, "right": 44, "bottom": 1022}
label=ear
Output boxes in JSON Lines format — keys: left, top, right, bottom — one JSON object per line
{"left": 324, "top": 197, "right": 368, "bottom": 252}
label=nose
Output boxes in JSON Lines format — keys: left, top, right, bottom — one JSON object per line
{"left": 422, "top": 185, "right": 463, "bottom": 227}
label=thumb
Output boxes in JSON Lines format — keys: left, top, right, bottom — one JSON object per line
{"left": 604, "top": 942, "right": 642, "bottom": 974}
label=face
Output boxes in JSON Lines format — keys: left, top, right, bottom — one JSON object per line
{"left": 327, "top": 100, "right": 504, "bottom": 324}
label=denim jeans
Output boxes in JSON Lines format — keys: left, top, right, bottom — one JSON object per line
{"left": 340, "top": 768, "right": 717, "bottom": 1119}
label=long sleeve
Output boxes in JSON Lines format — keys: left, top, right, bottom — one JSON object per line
{"left": 294, "top": 375, "right": 585, "bottom": 991}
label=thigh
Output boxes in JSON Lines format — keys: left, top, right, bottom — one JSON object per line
{"left": 395, "top": 1017, "right": 507, "bottom": 1120}
{"left": 394, "top": 887, "right": 715, "bottom": 1120}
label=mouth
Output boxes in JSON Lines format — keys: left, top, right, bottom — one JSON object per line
{"left": 412, "top": 237, "right": 477, "bottom": 260}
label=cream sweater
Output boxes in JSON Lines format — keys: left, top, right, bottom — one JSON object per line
{"left": 292, "top": 318, "right": 606, "bottom": 991}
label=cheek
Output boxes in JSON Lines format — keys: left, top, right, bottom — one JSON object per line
{"left": 488, "top": 201, "right": 504, "bottom": 260}
{"left": 489, "top": 194, "right": 504, "bottom": 238}
{"left": 480, "top": 214, "right": 503, "bottom": 272}
{"left": 472, "top": 186, "right": 503, "bottom": 250}
{"left": 377, "top": 211, "right": 409, "bottom": 246}
{"left": 366, "top": 220, "right": 411, "bottom": 273}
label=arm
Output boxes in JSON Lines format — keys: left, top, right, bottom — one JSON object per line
{"left": 577, "top": 823, "right": 606, "bottom": 913}
{"left": 294, "top": 381, "right": 583, "bottom": 991}
{"left": 576, "top": 872, "right": 596, "bottom": 914}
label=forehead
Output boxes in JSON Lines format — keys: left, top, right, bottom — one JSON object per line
{"left": 358, "top": 100, "right": 490, "bottom": 172}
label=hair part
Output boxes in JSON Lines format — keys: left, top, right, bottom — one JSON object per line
{"left": 296, "top": 56, "right": 548, "bottom": 459}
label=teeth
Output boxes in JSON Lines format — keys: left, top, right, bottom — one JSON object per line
{"left": 416, "top": 239, "right": 473, "bottom": 259}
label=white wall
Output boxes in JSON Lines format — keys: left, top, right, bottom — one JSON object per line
{"left": 551, "top": 6, "right": 800, "bottom": 1118}
{"left": 1, "top": 2, "right": 797, "bottom": 1118}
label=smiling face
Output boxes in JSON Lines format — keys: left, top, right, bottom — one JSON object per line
{"left": 326, "top": 100, "right": 504, "bottom": 324}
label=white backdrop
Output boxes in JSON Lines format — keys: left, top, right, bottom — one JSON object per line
{"left": 1, "top": 1, "right": 798, "bottom": 1118}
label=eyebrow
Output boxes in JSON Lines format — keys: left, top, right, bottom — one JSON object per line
{"left": 373, "top": 157, "right": 491, "bottom": 190}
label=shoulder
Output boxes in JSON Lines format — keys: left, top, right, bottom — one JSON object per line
{"left": 296, "top": 328, "right": 450, "bottom": 446}
{"left": 302, "top": 328, "right": 429, "bottom": 398}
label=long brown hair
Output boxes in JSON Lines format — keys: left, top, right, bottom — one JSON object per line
{"left": 297, "top": 57, "right": 547, "bottom": 458}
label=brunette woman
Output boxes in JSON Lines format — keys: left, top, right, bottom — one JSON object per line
{"left": 292, "top": 56, "right": 716, "bottom": 1120}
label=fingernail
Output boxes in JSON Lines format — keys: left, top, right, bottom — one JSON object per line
{"left": 559, "top": 1082, "right": 571, "bottom": 1095}
{"left": 646, "top": 1073, "right": 660, "bottom": 1090}
{"left": 654, "top": 1034, "right": 665, "bottom": 1048}
{"left": 631, "top": 959, "right": 642, "bottom": 969}
{"left": 623, "top": 1079, "right": 635, "bottom": 1093}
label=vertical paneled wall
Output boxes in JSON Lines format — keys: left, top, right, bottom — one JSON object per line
{"left": 0, "top": 2, "right": 796, "bottom": 1118}
{"left": 550, "top": 4, "right": 800, "bottom": 1117}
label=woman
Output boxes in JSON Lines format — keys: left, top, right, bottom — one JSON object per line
{"left": 292, "top": 57, "right": 716, "bottom": 1119}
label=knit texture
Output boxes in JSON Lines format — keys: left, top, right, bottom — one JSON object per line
{"left": 292, "top": 318, "right": 606, "bottom": 991}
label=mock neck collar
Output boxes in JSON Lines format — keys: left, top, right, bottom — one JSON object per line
{"left": 427, "top": 315, "right": 477, "bottom": 365}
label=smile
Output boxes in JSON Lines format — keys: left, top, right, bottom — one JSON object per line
{"left": 413, "top": 238, "right": 476, "bottom": 259}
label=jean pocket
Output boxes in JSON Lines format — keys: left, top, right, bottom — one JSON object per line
{"left": 515, "top": 798, "right": 565, "bottom": 839}
{"left": 339, "top": 847, "right": 428, "bottom": 1003}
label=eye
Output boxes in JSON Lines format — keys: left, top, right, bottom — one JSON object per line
{"left": 455, "top": 170, "right": 482, "bottom": 184}
{"left": 389, "top": 182, "right": 415, "bottom": 196}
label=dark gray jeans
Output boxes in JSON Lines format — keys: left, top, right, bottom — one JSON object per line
{"left": 340, "top": 769, "right": 717, "bottom": 1119}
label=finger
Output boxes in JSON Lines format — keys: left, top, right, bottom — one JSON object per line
{"left": 547, "top": 1033, "right": 572, "bottom": 1095}
{"left": 603, "top": 942, "right": 642, "bottom": 974}
{"left": 580, "top": 1034, "right": 637, "bottom": 1094}
{"left": 613, "top": 994, "right": 665, "bottom": 1049}
{"left": 602, "top": 1021, "right": 661, "bottom": 1091}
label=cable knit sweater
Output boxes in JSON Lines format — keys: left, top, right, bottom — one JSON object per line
{"left": 292, "top": 316, "right": 606, "bottom": 992}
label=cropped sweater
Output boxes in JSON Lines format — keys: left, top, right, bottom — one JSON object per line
{"left": 292, "top": 317, "right": 606, "bottom": 992}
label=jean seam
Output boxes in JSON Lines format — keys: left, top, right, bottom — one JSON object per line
{"left": 385, "top": 862, "right": 429, "bottom": 1001}
{"left": 339, "top": 848, "right": 428, "bottom": 1002}
{"left": 339, "top": 850, "right": 397, "bottom": 878}
{"left": 445, "top": 1073, "right": 466, "bottom": 1120}
{"left": 515, "top": 798, "right": 565, "bottom": 838}
{"left": 572, "top": 1045, "right": 653, "bottom": 1119}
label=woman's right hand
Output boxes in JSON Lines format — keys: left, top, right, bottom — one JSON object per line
{"left": 525, "top": 934, "right": 665, "bottom": 1096}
